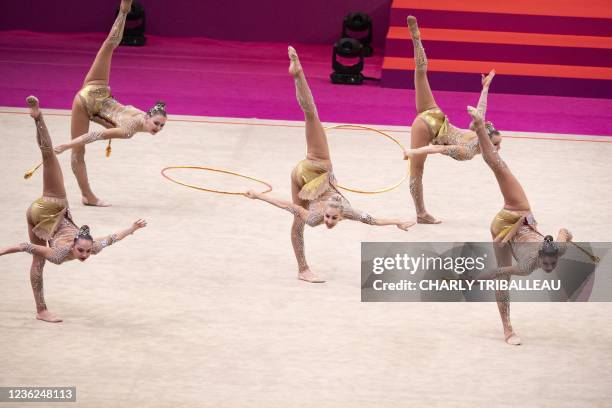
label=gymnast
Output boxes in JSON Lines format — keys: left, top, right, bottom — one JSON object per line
{"left": 0, "top": 97, "right": 147, "bottom": 323}
{"left": 401, "top": 16, "right": 501, "bottom": 224}
{"left": 245, "top": 47, "right": 415, "bottom": 283}
{"left": 466, "top": 104, "right": 572, "bottom": 345}
{"left": 54, "top": 0, "right": 167, "bottom": 207}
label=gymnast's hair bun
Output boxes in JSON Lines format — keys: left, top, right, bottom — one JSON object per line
{"left": 539, "top": 235, "right": 559, "bottom": 256}
{"left": 485, "top": 121, "right": 500, "bottom": 137}
{"left": 325, "top": 195, "right": 344, "bottom": 211}
{"left": 148, "top": 101, "right": 167, "bottom": 117}
{"left": 75, "top": 225, "right": 93, "bottom": 241}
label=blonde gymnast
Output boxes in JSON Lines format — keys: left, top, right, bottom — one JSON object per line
{"left": 245, "top": 47, "right": 414, "bottom": 283}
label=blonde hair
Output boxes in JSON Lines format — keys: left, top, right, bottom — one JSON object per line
{"left": 325, "top": 195, "right": 345, "bottom": 212}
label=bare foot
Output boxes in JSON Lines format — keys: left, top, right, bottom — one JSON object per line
{"left": 120, "top": 0, "right": 133, "bottom": 14}
{"left": 417, "top": 213, "right": 441, "bottom": 224}
{"left": 36, "top": 310, "right": 63, "bottom": 323}
{"left": 26, "top": 95, "right": 40, "bottom": 119}
{"left": 505, "top": 331, "right": 522, "bottom": 346}
{"left": 407, "top": 15, "right": 420, "bottom": 39}
{"left": 298, "top": 269, "right": 326, "bottom": 283}
{"left": 288, "top": 46, "right": 303, "bottom": 78}
{"left": 82, "top": 196, "right": 112, "bottom": 207}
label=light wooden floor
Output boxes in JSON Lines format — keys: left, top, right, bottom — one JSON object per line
{"left": 1, "top": 107, "right": 611, "bottom": 407}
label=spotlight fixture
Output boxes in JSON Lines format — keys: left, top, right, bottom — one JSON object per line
{"left": 330, "top": 37, "right": 364, "bottom": 85}
{"left": 117, "top": 1, "right": 146, "bottom": 46}
{"left": 342, "top": 12, "right": 373, "bottom": 57}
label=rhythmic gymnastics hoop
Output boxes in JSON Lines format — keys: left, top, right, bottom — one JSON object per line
{"left": 323, "top": 124, "right": 409, "bottom": 194}
{"left": 161, "top": 166, "right": 273, "bottom": 196}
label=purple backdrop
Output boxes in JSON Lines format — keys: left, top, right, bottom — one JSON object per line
{"left": 2, "top": 31, "right": 611, "bottom": 136}
{"left": 0, "top": 0, "right": 391, "bottom": 47}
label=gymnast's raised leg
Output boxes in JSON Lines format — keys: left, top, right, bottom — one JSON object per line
{"left": 69, "top": 0, "right": 133, "bottom": 207}
{"left": 407, "top": 16, "right": 441, "bottom": 224}
{"left": 288, "top": 46, "right": 330, "bottom": 283}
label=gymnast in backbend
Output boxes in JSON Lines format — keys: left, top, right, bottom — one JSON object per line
{"left": 54, "top": 0, "right": 167, "bottom": 206}
{"left": 245, "top": 47, "right": 414, "bottom": 283}
{"left": 0, "top": 97, "right": 147, "bottom": 322}
{"left": 401, "top": 15, "right": 501, "bottom": 224}
{"left": 466, "top": 104, "right": 572, "bottom": 345}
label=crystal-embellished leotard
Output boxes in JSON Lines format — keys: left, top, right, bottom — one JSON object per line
{"left": 290, "top": 159, "right": 376, "bottom": 227}
{"left": 490, "top": 209, "right": 567, "bottom": 274}
{"left": 25, "top": 196, "right": 118, "bottom": 265}
{"left": 74, "top": 8, "right": 145, "bottom": 145}
{"left": 491, "top": 209, "right": 540, "bottom": 274}
{"left": 417, "top": 86, "right": 491, "bottom": 161}
{"left": 78, "top": 85, "right": 145, "bottom": 144}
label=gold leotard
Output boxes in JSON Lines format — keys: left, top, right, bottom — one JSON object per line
{"left": 289, "top": 159, "right": 375, "bottom": 227}
{"left": 25, "top": 196, "right": 118, "bottom": 265}
{"left": 490, "top": 209, "right": 551, "bottom": 274}
{"left": 77, "top": 84, "right": 145, "bottom": 142}
{"left": 291, "top": 159, "right": 337, "bottom": 201}
{"left": 78, "top": 84, "right": 113, "bottom": 119}
{"left": 417, "top": 108, "right": 448, "bottom": 140}
{"left": 490, "top": 209, "right": 531, "bottom": 242}
{"left": 28, "top": 196, "right": 72, "bottom": 242}
{"left": 416, "top": 86, "right": 491, "bottom": 161}
{"left": 417, "top": 107, "right": 480, "bottom": 160}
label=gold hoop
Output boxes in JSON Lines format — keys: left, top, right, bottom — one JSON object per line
{"left": 161, "top": 166, "right": 273, "bottom": 196}
{"left": 323, "top": 124, "right": 409, "bottom": 194}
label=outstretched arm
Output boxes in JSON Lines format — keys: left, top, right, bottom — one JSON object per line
{"left": 479, "top": 265, "right": 529, "bottom": 280}
{"left": 92, "top": 219, "right": 147, "bottom": 254}
{"left": 404, "top": 143, "right": 477, "bottom": 161}
{"left": 245, "top": 190, "right": 309, "bottom": 221}
{"left": 55, "top": 127, "right": 133, "bottom": 154}
{"left": 471, "top": 69, "right": 495, "bottom": 129}
{"left": 0, "top": 243, "right": 54, "bottom": 259}
{"left": 343, "top": 207, "right": 415, "bottom": 231}
{"left": 0, "top": 244, "right": 26, "bottom": 257}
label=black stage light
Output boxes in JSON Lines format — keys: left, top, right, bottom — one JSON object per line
{"left": 330, "top": 37, "right": 364, "bottom": 85}
{"left": 116, "top": 1, "right": 146, "bottom": 46}
{"left": 342, "top": 12, "right": 373, "bottom": 57}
